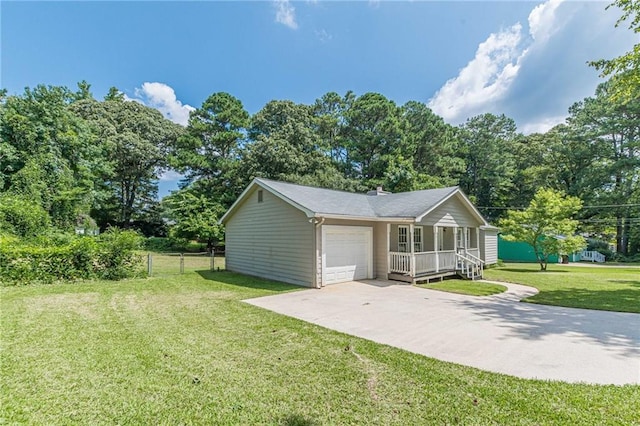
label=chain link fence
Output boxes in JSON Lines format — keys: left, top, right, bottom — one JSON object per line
{"left": 145, "top": 252, "right": 226, "bottom": 276}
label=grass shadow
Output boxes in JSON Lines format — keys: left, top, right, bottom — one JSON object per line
{"left": 196, "top": 270, "right": 300, "bottom": 293}
{"left": 445, "top": 293, "right": 640, "bottom": 357}
{"left": 526, "top": 287, "right": 640, "bottom": 314}
{"left": 498, "top": 268, "right": 569, "bottom": 273}
{"left": 607, "top": 280, "right": 640, "bottom": 287}
{"left": 280, "top": 414, "right": 319, "bottom": 426}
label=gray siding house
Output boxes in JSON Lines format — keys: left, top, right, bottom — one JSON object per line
{"left": 221, "top": 178, "right": 498, "bottom": 288}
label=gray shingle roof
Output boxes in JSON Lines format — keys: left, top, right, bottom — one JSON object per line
{"left": 256, "top": 178, "right": 460, "bottom": 219}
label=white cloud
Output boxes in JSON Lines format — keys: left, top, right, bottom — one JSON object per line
{"left": 428, "top": 0, "right": 567, "bottom": 125}
{"left": 132, "top": 82, "right": 195, "bottom": 126}
{"left": 159, "top": 170, "right": 184, "bottom": 182}
{"left": 274, "top": 0, "right": 298, "bottom": 30}
{"left": 528, "top": 0, "right": 563, "bottom": 42}
{"left": 428, "top": 23, "right": 526, "bottom": 123}
{"left": 520, "top": 115, "right": 566, "bottom": 135}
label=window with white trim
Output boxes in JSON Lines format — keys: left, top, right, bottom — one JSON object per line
{"left": 398, "top": 226, "right": 408, "bottom": 252}
{"left": 398, "top": 225, "right": 423, "bottom": 252}
{"left": 414, "top": 226, "right": 423, "bottom": 252}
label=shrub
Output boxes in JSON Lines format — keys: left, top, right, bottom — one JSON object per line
{"left": 0, "top": 194, "right": 50, "bottom": 237}
{"left": 96, "top": 228, "right": 144, "bottom": 280}
{"left": 0, "top": 228, "right": 144, "bottom": 285}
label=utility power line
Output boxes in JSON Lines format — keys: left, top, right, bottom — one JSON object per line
{"left": 479, "top": 203, "right": 640, "bottom": 210}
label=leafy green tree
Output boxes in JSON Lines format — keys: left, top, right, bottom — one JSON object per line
{"left": 71, "top": 95, "right": 184, "bottom": 227}
{"left": 162, "top": 189, "right": 225, "bottom": 251}
{"left": 0, "top": 85, "right": 98, "bottom": 229}
{"left": 342, "top": 93, "right": 402, "bottom": 183}
{"left": 0, "top": 194, "right": 51, "bottom": 238}
{"left": 243, "top": 100, "right": 350, "bottom": 190}
{"left": 173, "top": 92, "right": 249, "bottom": 182}
{"left": 499, "top": 188, "right": 587, "bottom": 270}
{"left": 590, "top": 0, "right": 640, "bottom": 101}
{"left": 311, "top": 91, "right": 353, "bottom": 167}
{"left": 459, "top": 114, "right": 518, "bottom": 220}
{"left": 567, "top": 81, "right": 640, "bottom": 254}
{"left": 400, "top": 101, "right": 465, "bottom": 188}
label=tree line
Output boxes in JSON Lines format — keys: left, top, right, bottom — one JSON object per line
{"left": 1, "top": 78, "right": 638, "bottom": 256}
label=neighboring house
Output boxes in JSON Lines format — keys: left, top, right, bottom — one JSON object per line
{"left": 221, "top": 178, "right": 498, "bottom": 288}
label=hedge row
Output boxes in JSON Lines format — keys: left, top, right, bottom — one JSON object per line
{"left": 0, "top": 229, "right": 144, "bottom": 285}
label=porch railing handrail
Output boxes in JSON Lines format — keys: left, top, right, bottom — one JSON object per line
{"left": 580, "top": 250, "right": 605, "bottom": 263}
{"left": 454, "top": 251, "right": 483, "bottom": 280}
{"left": 460, "top": 249, "right": 484, "bottom": 267}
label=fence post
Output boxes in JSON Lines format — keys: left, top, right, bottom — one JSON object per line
{"left": 147, "top": 253, "right": 152, "bottom": 276}
{"left": 210, "top": 250, "right": 215, "bottom": 271}
{"left": 180, "top": 253, "right": 184, "bottom": 274}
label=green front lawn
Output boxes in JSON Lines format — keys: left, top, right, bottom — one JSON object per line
{"left": 484, "top": 263, "right": 640, "bottom": 313}
{"left": 417, "top": 280, "right": 507, "bottom": 296}
{"left": 1, "top": 270, "right": 638, "bottom": 424}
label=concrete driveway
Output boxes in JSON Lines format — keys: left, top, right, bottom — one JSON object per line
{"left": 244, "top": 280, "right": 640, "bottom": 385}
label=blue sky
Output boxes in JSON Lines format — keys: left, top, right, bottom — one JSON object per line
{"left": 2, "top": 1, "right": 636, "bottom": 197}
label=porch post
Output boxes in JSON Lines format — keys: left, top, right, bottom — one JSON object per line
{"left": 433, "top": 225, "right": 439, "bottom": 273}
{"left": 386, "top": 223, "right": 391, "bottom": 274}
{"left": 475, "top": 227, "right": 480, "bottom": 250}
{"left": 409, "top": 223, "right": 415, "bottom": 277}
{"left": 463, "top": 226, "right": 468, "bottom": 252}
{"left": 453, "top": 227, "right": 458, "bottom": 253}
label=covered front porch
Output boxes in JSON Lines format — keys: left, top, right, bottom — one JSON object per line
{"left": 387, "top": 224, "right": 484, "bottom": 282}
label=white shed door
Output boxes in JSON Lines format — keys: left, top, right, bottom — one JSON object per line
{"left": 322, "top": 226, "right": 373, "bottom": 285}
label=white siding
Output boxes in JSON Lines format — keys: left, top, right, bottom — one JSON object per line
{"left": 480, "top": 229, "right": 498, "bottom": 265}
{"left": 420, "top": 195, "right": 482, "bottom": 228}
{"left": 225, "top": 187, "right": 314, "bottom": 287}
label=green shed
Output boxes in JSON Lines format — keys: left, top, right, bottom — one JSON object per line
{"left": 497, "top": 235, "right": 582, "bottom": 263}
{"left": 498, "top": 235, "right": 559, "bottom": 263}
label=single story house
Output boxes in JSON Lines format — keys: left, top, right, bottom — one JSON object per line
{"left": 220, "top": 178, "right": 498, "bottom": 288}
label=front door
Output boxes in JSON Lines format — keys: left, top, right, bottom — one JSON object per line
{"left": 438, "top": 227, "right": 444, "bottom": 251}
{"left": 456, "top": 228, "right": 465, "bottom": 250}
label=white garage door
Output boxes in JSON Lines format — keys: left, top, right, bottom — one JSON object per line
{"left": 322, "top": 226, "right": 373, "bottom": 285}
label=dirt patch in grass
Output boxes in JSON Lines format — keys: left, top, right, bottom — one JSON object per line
{"left": 26, "top": 293, "right": 101, "bottom": 320}
{"left": 108, "top": 291, "right": 237, "bottom": 317}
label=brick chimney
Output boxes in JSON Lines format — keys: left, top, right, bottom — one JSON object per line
{"left": 367, "top": 186, "right": 391, "bottom": 196}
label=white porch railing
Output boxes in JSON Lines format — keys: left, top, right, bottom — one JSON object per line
{"left": 389, "top": 250, "right": 458, "bottom": 275}
{"left": 389, "top": 252, "right": 412, "bottom": 274}
{"left": 389, "top": 248, "right": 483, "bottom": 279}
{"left": 580, "top": 250, "right": 605, "bottom": 263}
{"left": 415, "top": 251, "right": 438, "bottom": 274}
{"left": 438, "top": 251, "right": 456, "bottom": 271}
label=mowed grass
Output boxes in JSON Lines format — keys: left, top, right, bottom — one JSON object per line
{"left": 2, "top": 267, "right": 639, "bottom": 425}
{"left": 484, "top": 263, "right": 640, "bottom": 313}
{"left": 417, "top": 280, "right": 507, "bottom": 296}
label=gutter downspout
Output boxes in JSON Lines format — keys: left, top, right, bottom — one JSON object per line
{"left": 311, "top": 217, "right": 325, "bottom": 288}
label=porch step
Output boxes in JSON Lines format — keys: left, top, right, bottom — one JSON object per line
{"left": 455, "top": 269, "right": 483, "bottom": 281}
{"left": 388, "top": 270, "right": 458, "bottom": 285}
